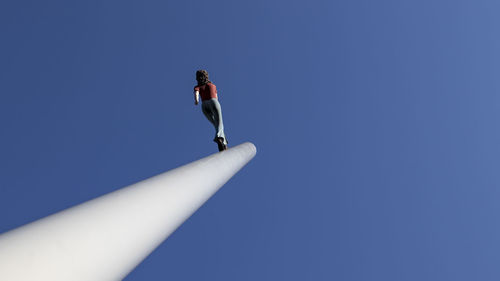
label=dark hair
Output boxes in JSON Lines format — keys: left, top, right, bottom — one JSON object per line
{"left": 196, "top": 70, "right": 211, "bottom": 85}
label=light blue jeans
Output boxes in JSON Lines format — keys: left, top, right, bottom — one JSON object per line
{"left": 201, "top": 98, "right": 227, "bottom": 144}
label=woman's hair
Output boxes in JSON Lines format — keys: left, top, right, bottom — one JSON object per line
{"left": 196, "top": 70, "right": 211, "bottom": 85}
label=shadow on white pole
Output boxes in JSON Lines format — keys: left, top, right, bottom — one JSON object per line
{"left": 0, "top": 142, "right": 256, "bottom": 281}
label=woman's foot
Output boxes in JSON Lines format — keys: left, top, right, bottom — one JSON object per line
{"left": 214, "top": 137, "right": 227, "bottom": 151}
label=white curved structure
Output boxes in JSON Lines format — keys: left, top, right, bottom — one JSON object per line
{"left": 0, "top": 142, "right": 256, "bottom": 281}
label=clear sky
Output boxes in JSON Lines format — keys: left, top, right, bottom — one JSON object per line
{"left": 1, "top": 0, "right": 500, "bottom": 280}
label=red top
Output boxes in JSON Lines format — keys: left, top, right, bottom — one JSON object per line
{"left": 194, "top": 83, "right": 217, "bottom": 101}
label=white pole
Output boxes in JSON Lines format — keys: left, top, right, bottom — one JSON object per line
{"left": 0, "top": 142, "right": 256, "bottom": 281}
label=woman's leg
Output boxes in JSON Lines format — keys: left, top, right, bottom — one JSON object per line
{"left": 202, "top": 102, "right": 216, "bottom": 127}
{"left": 212, "top": 100, "right": 227, "bottom": 145}
{"left": 202, "top": 100, "right": 227, "bottom": 148}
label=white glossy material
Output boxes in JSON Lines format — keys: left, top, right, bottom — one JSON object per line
{"left": 0, "top": 142, "right": 256, "bottom": 281}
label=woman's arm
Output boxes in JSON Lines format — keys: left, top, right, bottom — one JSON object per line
{"left": 194, "top": 90, "right": 200, "bottom": 105}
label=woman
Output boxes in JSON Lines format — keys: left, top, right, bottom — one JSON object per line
{"left": 194, "top": 70, "right": 228, "bottom": 151}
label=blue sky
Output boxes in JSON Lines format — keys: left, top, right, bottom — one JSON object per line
{"left": 1, "top": 0, "right": 500, "bottom": 280}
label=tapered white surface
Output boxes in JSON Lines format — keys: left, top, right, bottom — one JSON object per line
{"left": 0, "top": 142, "right": 256, "bottom": 281}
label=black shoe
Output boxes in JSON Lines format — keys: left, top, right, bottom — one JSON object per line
{"left": 214, "top": 137, "right": 223, "bottom": 151}
{"left": 214, "top": 137, "right": 227, "bottom": 152}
